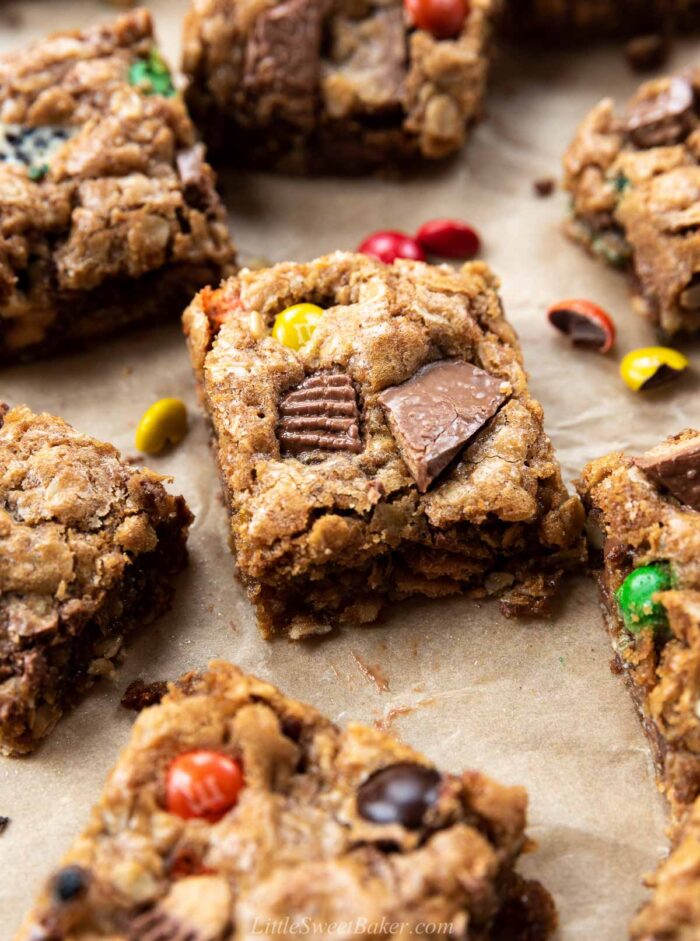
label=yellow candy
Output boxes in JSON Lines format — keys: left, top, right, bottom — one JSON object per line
{"left": 135, "top": 398, "right": 188, "bottom": 454}
{"left": 272, "top": 303, "right": 323, "bottom": 350}
{"left": 619, "top": 346, "right": 689, "bottom": 392}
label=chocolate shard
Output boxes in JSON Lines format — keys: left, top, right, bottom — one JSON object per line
{"left": 378, "top": 359, "right": 509, "bottom": 493}
{"left": 278, "top": 371, "right": 362, "bottom": 455}
{"left": 624, "top": 75, "right": 696, "bottom": 148}
{"left": 635, "top": 434, "right": 700, "bottom": 511}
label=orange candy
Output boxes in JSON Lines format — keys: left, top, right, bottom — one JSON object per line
{"left": 166, "top": 750, "right": 244, "bottom": 822}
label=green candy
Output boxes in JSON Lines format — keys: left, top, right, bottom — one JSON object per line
{"left": 128, "top": 49, "right": 175, "bottom": 98}
{"left": 616, "top": 563, "right": 674, "bottom": 635}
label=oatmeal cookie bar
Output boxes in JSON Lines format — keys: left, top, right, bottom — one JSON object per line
{"left": 0, "top": 9, "right": 235, "bottom": 363}
{"left": 182, "top": 0, "right": 495, "bottom": 173}
{"left": 509, "top": 0, "right": 700, "bottom": 37}
{"left": 15, "top": 660, "right": 557, "bottom": 941}
{"left": 0, "top": 403, "right": 192, "bottom": 756}
{"left": 563, "top": 70, "right": 700, "bottom": 336}
{"left": 577, "top": 430, "right": 700, "bottom": 820}
{"left": 183, "top": 252, "right": 585, "bottom": 639}
{"left": 630, "top": 793, "right": 700, "bottom": 940}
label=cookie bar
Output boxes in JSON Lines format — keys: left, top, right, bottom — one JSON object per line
{"left": 630, "top": 793, "right": 700, "bottom": 940}
{"left": 182, "top": 0, "right": 495, "bottom": 173}
{"left": 183, "top": 252, "right": 585, "bottom": 638}
{"left": 15, "top": 660, "right": 557, "bottom": 941}
{"left": 577, "top": 430, "right": 700, "bottom": 820}
{"left": 0, "top": 9, "right": 235, "bottom": 363}
{"left": 563, "top": 70, "right": 700, "bottom": 336}
{"left": 0, "top": 403, "right": 192, "bottom": 756}
{"left": 509, "top": 0, "right": 700, "bottom": 37}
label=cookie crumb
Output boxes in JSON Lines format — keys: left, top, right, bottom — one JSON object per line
{"left": 120, "top": 679, "right": 169, "bottom": 712}
{"left": 625, "top": 34, "right": 669, "bottom": 73}
{"left": 0, "top": 816, "right": 10, "bottom": 835}
{"left": 533, "top": 177, "right": 555, "bottom": 198}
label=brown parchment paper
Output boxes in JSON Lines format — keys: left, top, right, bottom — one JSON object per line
{"left": 1, "top": 4, "right": 700, "bottom": 937}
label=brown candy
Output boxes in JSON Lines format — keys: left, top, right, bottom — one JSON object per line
{"left": 624, "top": 75, "right": 696, "bottom": 148}
{"left": 357, "top": 762, "right": 441, "bottom": 829}
{"left": 278, "top": 371, "right": 362, "bottom": 455}
{"left": 635, "top": 435, "right": 700, "bottom": 511}
{"left": 378, "top": 359, "right": 509, "bottom": 492}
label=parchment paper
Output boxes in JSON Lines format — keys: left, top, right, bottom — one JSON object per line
{"left": 1, "top": 4, "right": 699, "bottom": 937}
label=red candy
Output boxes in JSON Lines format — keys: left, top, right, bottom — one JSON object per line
{"left": 404, "top": 0, "right": 470, "bottom": 39}
{"left": 547, "top": 298, "right": 616, "bottom": 354}
{"left": 166, "top": 750, "right": 244, "bottom": 822}
{"left": 416, "top": 219, "right": 480, "bottom": 259}
{"left": 357, "top": 231, "right": 426, "bottom": 264}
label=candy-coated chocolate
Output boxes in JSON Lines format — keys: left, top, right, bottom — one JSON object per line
{"left": 135, "top": 398, "right": 188, "bottom": 454}
{"left": 415, "top": 219, "right": 480, "bottom": 259}
{"left": 547, "top": 299, "right": 616, "bottom": 353}
{"left": 272, "top": 303, "right": 324, "bottom": 350}
{"left": 357, "top": 231, "right": 426, "bottom": 264}
{"left": 128, "top": 48, "right": 175, "bottom": 97}
{"left": 357, "top": 762, "right": 441, "bottom": 828}
{"left": 404, "top": 0, "right": 469, "bottom": 39}
{"left": 616, "top": 563, "right": 674, "bottom": 634}
{"left": 53, "top": 866, "right": 89, "bottom": 903}
{"left": 166, "top": 750, "right": 244, "bottom": 821}
{"left": 620, "top": 346, "right": 689, "bottom": 391}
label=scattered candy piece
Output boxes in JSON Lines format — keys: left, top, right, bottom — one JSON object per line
{"left": 415, "top": 218, "right": 480, "bottom": 259}
{"left": 166, "top": 751, "right": 244, "bottom": 821}
{"left": 404, "top": 0, "right": 469, "bottom": 39}
{"left": 357, "top": 231, "right": 426, "bottom": 264}
{"left": 135, "top": 398, "right": 188, "bottom": 454}
{"left": 616, "top": 563, "right": 673, "bottom": 634}
{"left": 619, "top": 346, "right": 689, "bottom": 391}
{"left": 357, "top": 762, "right": 441, "bottom": 828}
{"left": 128, "top": 48, "right": 175, "bottom": 97}
{"left": 546, "top": 299, "right": 616, "bottom": 353}
{"left": 272, "top": 303, "right": 324, "bottom": 350}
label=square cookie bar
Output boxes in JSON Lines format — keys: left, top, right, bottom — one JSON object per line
{"left": 184, "top": 252, "right": 585, "bottom": 638}
{"left": 15, "top": 661, "right": 557, "bottom": 941}
{"left": 630, "top": 793, "right": 700, "bottom": 941}
{"left": 577, "top": 431, "right": 700, "bottom": 820}
{"left": 0, "top": 9, "right": 236, "bottom": 363}
{"left": 563, "top": 70, "right": 700, "bottom": 336}
{"left": 0, "top": 403, "right": 192, "bottom": 756}
{"left": 182, "top": 0, "right": 495, "bottom": 173}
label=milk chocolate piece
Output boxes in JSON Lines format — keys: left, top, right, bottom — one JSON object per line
{"left": 635, "top": 435, "right": 700, "bottom": 510}
{"left": 378, "top": 359, "right": 509, "bottom": 492}
{"left": 624, "top": 75, "right": 695, "bottom": 147}
{"left": 278, "top": 371, "right": 362, "bottom": 455}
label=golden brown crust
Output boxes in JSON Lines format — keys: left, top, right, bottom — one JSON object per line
{"left": 183, "top": 252, "right": 584, "bottom": 638}
{"left": 0, "top": 404, "right": 192, "bottom": 756}
{"left": 15, "top": 661, "right": 555, "bottom": 941}
{"left": 0, "top": 9, "right": 236, "bottom": 361}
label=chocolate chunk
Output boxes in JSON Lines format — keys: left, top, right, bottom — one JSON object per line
{"left": 635, "top": 436, "right": 700, "bottom": 511}
{"left": 53, "top": 865, "right": 89, "bottom": 903}
{"left": 533, "top": 177, "right": 555, "bottom": 198}
{"left": 357, "top": 762, "right": 441, "bottom": 829}
{"left": 0, "top": 816, "right": 9, "bottom": 835}
{"left": 120, "top": 678, "right": 169, "bottom": 712}
{"left": 176, "top": 144, "right": 216, "bottom": 212}
{"left": 624, "top": 76, "right": 696, "bottom": 148}
{"left": 278, "top": 371, "right": 362, "bottom": 455}
{"left": 378, "top": 359, "right": 508, "bottom": 492}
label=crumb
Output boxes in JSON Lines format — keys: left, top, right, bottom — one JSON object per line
{"left": 120, "top": 679, "right": 169, "bottom": 712}
{"left": 625, "top": 34, "right": 670, "bottom": 73}
{"left": 533, "top": 178, "right": 555, "bottom": 198}
{"left": 350, "top": 650, "right": 390, "bottom": 693}
{"left": 0, "top": 816, "right": 9, "bottom": 835}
